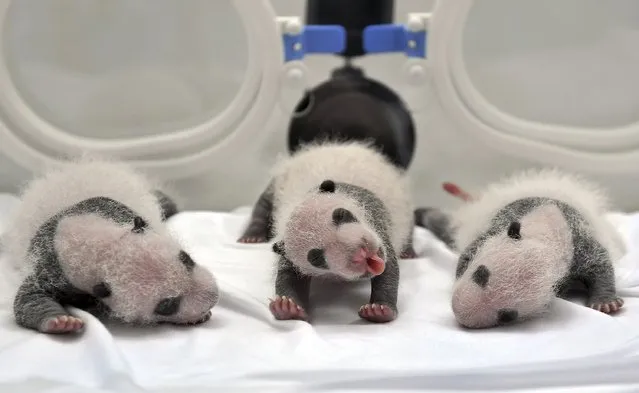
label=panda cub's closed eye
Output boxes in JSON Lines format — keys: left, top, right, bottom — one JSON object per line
{"left": 154, "top": 296, "right": 182, "bottom": 316}
{"left": 332, "top": 208, "right": 357, "bottom": 226}
{"left": 92, "top": 282, "right": 111, "bottom": 298}
{"left": 179, "top": 250, "right": 195, "bottom": 271}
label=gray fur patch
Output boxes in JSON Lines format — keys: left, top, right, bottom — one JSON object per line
{"left": 239, "top": 181, "right": 275, "bottom": 242}
{"left": 275, "top": 256, "right": 312, "bottom": 311}
{"left": 413, "top": 207, "right": 456, "bottom": 249}
{"left": 307, "top": 248, "right": 329, "bottom": 269}
{"left": 334, "top": 182, "right": 399, "bottom": 312}
{"left": 153, "top": 190, "right": 179, "bottom": 221}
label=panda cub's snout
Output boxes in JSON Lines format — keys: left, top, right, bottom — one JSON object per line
{"left": 333, "top": 207, "right": 385, "bottom": 276}
{"left": 470, "top": 265, "right": 519, "bottom": 325}
{"left": 156, "top": 250, "right": 219, "bottom": 325}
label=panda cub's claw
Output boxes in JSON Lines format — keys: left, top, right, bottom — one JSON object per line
{"left": 589, "top": 297, "right": 624, "bottom": 314}
{"left": 238, "top": 235, "right": 268, "bottom": 244}
{"left": 269, "top": 296, "right": 309, "bottom": 321}
{"left": 359, "top": 303, "right": 397, "bottom": 323}
{"left": 39, "top": 315, "right": 84, "bottom": 334}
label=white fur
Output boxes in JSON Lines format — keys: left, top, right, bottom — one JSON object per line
{"left": 271, "top": 140, "right": 413, "bottom": 254}
{"left": 452, "top": 168, "right": 625, "bottom": 262}
{"left": 4, "top": 155, "right": 166, "bottom": 276}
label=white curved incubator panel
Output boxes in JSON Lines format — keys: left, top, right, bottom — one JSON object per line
{"left": 0, "top": 0, "right": 638, "bottom": 211}
{"left": 0, "top": 0, "right": 292, "bottom": 203}
{"left": 1, "top": 3, "right": 639, "bottom": 392}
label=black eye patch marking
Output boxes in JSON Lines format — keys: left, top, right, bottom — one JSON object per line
{"left": 497, "top": 309, "right": 518, "bottom": 324}
{"left": 319, "top": 180, "right": 336, "bottom": 193}
{"left": 332, "top": 208, "right": 357, "bottom": 226}
{"left": 471, "top": 265, "right": 490, "bottom": 288}
{"left": 154, "top": 296, "right": 182, "bottom": 316}
{"left": 307, "top": 248, "right": 329, "bottom": 269}
{"left": 132, "top": 216, "right": 148, "bottom": 233}
{"left": 179, "top": 251, "right": 195, "bottom": 271}
{"left": 92, "top": 282, "right": 111, "bottom": 298}
{"left": 507, "top": 221, "right": 521, "bottom": 240}
{"left": 272, "top": 241, "right": 285, "bottom": 256}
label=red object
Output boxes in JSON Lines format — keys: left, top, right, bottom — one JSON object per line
{"left": 442, "top": 182, "right": 474, "bottom": 202}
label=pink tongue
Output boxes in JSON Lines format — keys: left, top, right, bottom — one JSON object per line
{"left": 366, "top": 254, "right": 386, "bottom": 276}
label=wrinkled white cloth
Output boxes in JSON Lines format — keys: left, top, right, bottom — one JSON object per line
{"left": 0, "top": 194, "right": 638, "bottom": 392}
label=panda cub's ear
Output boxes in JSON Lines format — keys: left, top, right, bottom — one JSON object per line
{"left": 507, "top": 221, "right": 521, "bottom": 240}
{"left": 319, "top": 180, "right": 335, "bottom": 193}
{"left": 272, "top": 241, "right": 286, "bottom": 256}
{"left": 132, "top": 216, "right": 148, "bottom": 233}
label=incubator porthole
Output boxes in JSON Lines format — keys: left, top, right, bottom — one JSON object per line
{"left": 3, "top": 0, "right": 249, "bottom": 139}
{"left": 461, "top": 0, "right": 639, "bottom": 129}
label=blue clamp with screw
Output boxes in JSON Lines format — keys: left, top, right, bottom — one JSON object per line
{"left": 362, "top": 14, "right": 429, "bottom": 58}
{"left": 280, "top": 18, "right": 346, "bottom": 62}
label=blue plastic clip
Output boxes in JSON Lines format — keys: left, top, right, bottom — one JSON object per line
{"left": 282, "top": 25, "right": 346, "bottom": 62}
{"left": 363, "top": 24, "right": 427, "bottom": 58}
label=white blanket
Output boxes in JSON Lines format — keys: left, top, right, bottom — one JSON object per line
{"left": 0, "top": 194, "right": 639, "bottom": 392}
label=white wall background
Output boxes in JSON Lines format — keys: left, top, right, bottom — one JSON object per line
{"left": 2, "top": 0, "right": 639, "bottom": 213}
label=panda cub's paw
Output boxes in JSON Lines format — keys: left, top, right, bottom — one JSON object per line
{"left": 359, "top": 303, "right": 397, "bottom": 323}
{"left": 269, "top": 296, "right": 309, "bottom": 321}
{"left": 39, "top": 315, "right": 84, "bottom": 334}
{"left": 589, "top": 296, "right": 624, "bottom": 314}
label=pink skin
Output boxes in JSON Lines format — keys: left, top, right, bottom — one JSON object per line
{"left": 238, "top": 236, "right": 266, "bottom": 244}
{"left": 40, "top": 315, "right": 84, "bottom": 334}
{"left": 358, "top": 303, "right": 396, "bottom": 322}
{"left": 269, "top": 296, "right": 309, "bottom": 321}
{"left": 590, "top": 298, "right": 624, "bottom": 314}
{"left": 351, "top": 247, "right": 386, "bottom": 276}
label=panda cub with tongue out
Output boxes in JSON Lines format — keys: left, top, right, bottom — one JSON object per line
{"left": 264, "top": 141, "right": 414, "bottom": 323}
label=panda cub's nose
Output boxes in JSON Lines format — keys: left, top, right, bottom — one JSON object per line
{"left": 497, "top": 309, "right": 518, "bottom": 324}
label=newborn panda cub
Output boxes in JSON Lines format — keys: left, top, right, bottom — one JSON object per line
{"left": 450, "top": 169, "right": 626, "bottom": 328}
{"left": 255, "top": 140, "right": 415, "bottom": 323}
{"left": 272, "top": 179, "right": 400, "bottom": 323}
{"left": 4, "top": 158, "right": 219, "bottom": 334}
